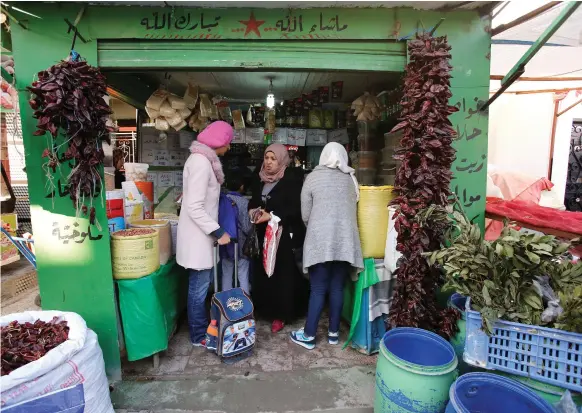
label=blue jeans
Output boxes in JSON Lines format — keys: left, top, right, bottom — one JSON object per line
{"left": 187, "top": 269, "right": 212, "bottom": 344}
{"left": 221, "top": 257, "right": 251, "bottom": 294}
{"left": 304, "top": 261, "right": 349, "bottom": 337}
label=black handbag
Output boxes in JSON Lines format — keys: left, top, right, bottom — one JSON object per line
{"left": 242, "top": 224, "right": 260, "bottom": 258}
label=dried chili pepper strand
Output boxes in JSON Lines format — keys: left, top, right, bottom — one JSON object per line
{"left": 388, "top": 33, "right": 460, "bottom": 339}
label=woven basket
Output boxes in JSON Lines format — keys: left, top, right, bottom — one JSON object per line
{"left": 358, "top": 185, "right": 395, "bottom": 258}
{"left": 111, "top": 228, "right": 159, "bottom": 279}
{"left": 154, "top": 213, "right": 179, "bottom": 256}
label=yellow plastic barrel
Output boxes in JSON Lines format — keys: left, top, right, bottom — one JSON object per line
{"left": 357, "top": 185, "right": 395, "bottom": 258}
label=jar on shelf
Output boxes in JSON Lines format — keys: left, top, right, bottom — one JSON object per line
{"left": 357, "top": 151, "right": 377, "bottom": 169}
{"left": 355, "top": 168, "right": 377, "bottom": 186}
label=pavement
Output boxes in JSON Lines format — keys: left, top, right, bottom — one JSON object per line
{"left": 113, "top": 316, "right": 377, "bottom": 413}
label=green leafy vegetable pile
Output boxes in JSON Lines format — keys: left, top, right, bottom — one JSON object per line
{"left": 427, "top": 207, "right": 582, "bottom": 334}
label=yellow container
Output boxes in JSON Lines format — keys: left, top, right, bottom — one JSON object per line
{"left": 357, "top": 185, "right": 395, "bottom": 258}
{"left": 111, "top": 228, "right": 159, "bottom": 279}
{"left": 129, "top": 219, "right": 172, "bottom": 265}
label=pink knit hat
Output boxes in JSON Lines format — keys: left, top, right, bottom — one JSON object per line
{"left": 197, "top": 121, "right": 234, "bottom": 149}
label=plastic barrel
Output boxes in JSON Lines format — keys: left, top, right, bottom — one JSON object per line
{"left": 447, "top": 294, "right": 470, "bottom": 374}
{"left": 494, "top": 372, "right": 582, "bottom": 409}
{"left": 375, "top": 328, "right": 458, "bottom": 413}
{"left": 445, "top": 373, "right": 554, "bottom": 413}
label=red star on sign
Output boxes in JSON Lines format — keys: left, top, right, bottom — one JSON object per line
{"left": 239, "top": 11, "right": 265, "bottom": 38}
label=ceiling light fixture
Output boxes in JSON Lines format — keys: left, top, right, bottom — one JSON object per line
{"left": 266, "top": 78, "right": 275, "bottom": 109}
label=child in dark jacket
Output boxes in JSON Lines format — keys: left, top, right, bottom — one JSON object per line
{"left": 222, "top": 175, "right": 251, "bottom": 293}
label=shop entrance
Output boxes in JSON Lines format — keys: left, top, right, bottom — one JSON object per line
{"left": 101, "top": 39, "right": 406, "bottom": 379}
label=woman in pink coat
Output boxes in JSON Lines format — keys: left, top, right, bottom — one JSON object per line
{"left": 177, "top": 121, "right": 234, "bottom": 347}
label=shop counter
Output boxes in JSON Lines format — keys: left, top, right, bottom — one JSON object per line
{"left": 115, "top": 258, "right": 188, "bottom": 362}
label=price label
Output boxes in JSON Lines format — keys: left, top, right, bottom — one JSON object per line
{"left": 170, "top": 151, "right": 185, "bottom": 167}
{"left": 328, "top": 128, "right": 349, "bottom": 144}
{"left": 158, "top": 171, "right": 175, "bottom": 187}
{"left": 146, "top": 171, "right": 157, "bottom": 183}
{"left": 287, "top": 129, "right": 307, "bottom": 146}
{"left": 306, "top": 130, "right": 327, "bottom": 146}
{"left": 246, "top": 128, "right": 265, "bottom": 144}
{"left": 232, "top": 129, "right": 246, "bottom": 144}
{"left": 142, "top": 149, "right": 155, "bottom": 164}
{"left": 174, "top": 170, "right": 183, "bottom": 187}
{"left": 273, "top": 128, "right": 288, "bottom": 144}
{"left": 179, "top": 130, "right": 195, "bottom": 149}
{"left": 153, "top": 150, "right": 170, "bottom": 166}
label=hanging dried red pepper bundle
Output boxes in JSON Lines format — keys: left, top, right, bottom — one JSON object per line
{"left": 28, "top": 57, "right": 113, "bottom": 217}
{"left": 388, "top": 33, "right": 460, "bottom": 339}
{"left": 1, "top": 317, "right": 69, "bottom": 376}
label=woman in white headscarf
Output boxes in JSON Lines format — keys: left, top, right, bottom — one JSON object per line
{"left": 290, "top": 142, "right": 364, "bottom": 350}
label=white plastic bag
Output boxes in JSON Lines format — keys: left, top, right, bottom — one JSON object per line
{"left": 179, "top": 107, "right": 192, "bottom": 119}
{"left": 167, "top": 94, "right": 186, "bottom": 110}
{"left": 183, "top": 83, "right": 199, "bottom": 110}
{"left": 263, "top": 214, "right": 282, "bottom": 277}
{"left": 155, "top": 117, "right": 170, "bottom": 131}
{"left": 159, "top": 101, "right": 175, "bottom": 118}
{"left": 146, "top": 89, "right": 168, "bottom": 111}
{"left": 145, "top": 106, "right": 160, "bottom": 120}
{"left": 0, "top": 311, "right": 113, "bottom": 413}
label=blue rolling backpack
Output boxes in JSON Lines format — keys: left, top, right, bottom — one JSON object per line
{"left": 209, "top": 239, "right": 256, "bottom": 363}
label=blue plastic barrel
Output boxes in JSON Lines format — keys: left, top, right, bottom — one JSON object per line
{"left": 445, "top": 373, "right": 554, "bottom": 413}
{"left": 375, "top": 328, "right": 458, "bottom": 412}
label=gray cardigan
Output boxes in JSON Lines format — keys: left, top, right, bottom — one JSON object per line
{"left": 301, "top": 166, "right": 364, "bottom": 274}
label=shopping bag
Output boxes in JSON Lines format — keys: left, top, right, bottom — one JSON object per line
{"left": 263, "top": 214, "right": 282, "bottom": 277}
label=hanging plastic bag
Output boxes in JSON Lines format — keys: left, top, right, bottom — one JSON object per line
{"left": 183, "top": 83, "right": 199, "bottom": 110}
{"left": 263, "top": 213, "right": 282, "bottom": 277}
{"left": 173, "top": 120, "right": 187, "bottom": 131}
{"left": 146, "top": 89, "right": 168, "bottom": 111}
{"left": 167, "top": 94, "right": 186, "bottom": 110}
{"left": 178, "top": 107, "right": 192, "bottom": 119}
{"left": 199, "top": 94, "right": 213, "bottom": 118}
{"left": 155, "top": 117, "right": 170, "bottom": 131}
{"left": 246, "top": 106, "right": 256, "bottom": 127}
{"left": 232, "top": 110, "right": 245, "bottom": 130}
{"left": 145, "top": 106, "right": 160, "bottom": 120}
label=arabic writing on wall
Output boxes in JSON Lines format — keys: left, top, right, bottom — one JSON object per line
{"left": 139, "top": 11, "right": 349, "bottom": 40}
{"left": 451, "top": 94, "right": 488, "bottom": 223}
{"left": 52, "top": 221, "right": 103, "bottom": 244}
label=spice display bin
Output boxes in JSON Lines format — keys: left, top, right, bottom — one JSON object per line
{"left": 464, "top": 298, "right": 582, "bottom": 392}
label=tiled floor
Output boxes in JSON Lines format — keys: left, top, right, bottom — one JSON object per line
{"left": 122, "top": 315, "right": 377, "bottom": 379}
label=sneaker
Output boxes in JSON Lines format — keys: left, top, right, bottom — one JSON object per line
{"left": 192, "top": 339, "right": 207, "bottom": 348}
{"left": 290, "top": 328, "right": 316, "bottom": 350}
{"left": 271, "top": 319, "right": 285, "bottom": 333}
{"left": 328, "top": 331, "right": 340, "bottom": 345}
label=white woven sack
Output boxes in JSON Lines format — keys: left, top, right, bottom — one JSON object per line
{"left": 0, "top": 311, "right": 113, "bottom": 413}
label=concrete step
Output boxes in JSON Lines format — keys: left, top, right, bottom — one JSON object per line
{"left": 112, "top": 365, "right": 375, "bottom": 413}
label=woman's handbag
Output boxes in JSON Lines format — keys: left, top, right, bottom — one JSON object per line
{"left": 242, "top": 224, "right": 260, "bottom": 258}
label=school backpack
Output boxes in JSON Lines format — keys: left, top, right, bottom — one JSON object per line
{"left": 218, "top": 191, "right": 239, "bottom": 259}
{"left": 210, "top": 242, "right": 256, "bottom": 363}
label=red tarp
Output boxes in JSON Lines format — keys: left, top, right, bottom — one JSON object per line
{"left": 486, "top": 199, "right": 582, "bottom": 236}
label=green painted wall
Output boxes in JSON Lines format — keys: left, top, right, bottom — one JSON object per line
{"left": 9, "top": 3, "right": 490, "bottom": 375}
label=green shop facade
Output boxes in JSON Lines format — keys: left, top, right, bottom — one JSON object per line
{"left": 9, "top": 2, "right": 492, "bottom": 380}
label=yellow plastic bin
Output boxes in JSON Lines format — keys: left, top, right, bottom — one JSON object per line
{"left": 357, "top": 185, "right": 395, "bottom": 258}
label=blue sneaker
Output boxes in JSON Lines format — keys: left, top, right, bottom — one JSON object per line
{"left": 328, "top": 331, "right": 339, "bottom": 345}
{"left": 290, "top": 328, "right": 315, "bottom": 350}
